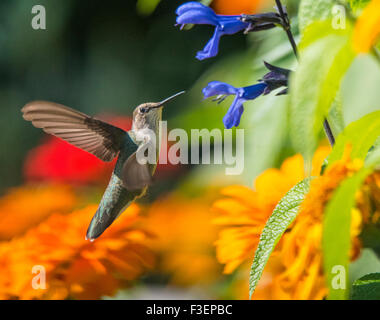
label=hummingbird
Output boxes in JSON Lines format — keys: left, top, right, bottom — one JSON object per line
{"left": 21, "top": 91, "right": 185, "bottom": 241}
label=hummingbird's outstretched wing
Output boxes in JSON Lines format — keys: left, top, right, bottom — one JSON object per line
{"left": 22, "top": 101, "right": 126, "bottom": 162}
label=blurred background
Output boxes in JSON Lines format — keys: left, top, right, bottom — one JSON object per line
{"left": 1, "top": 0, "right": 380, "bottom": 300}
{"left": 0, "top": 0, "right": 302, "bottom": 191}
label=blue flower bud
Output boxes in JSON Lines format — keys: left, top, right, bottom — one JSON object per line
{"left": 175, "top": 2, "right": 249, "bottom": 60}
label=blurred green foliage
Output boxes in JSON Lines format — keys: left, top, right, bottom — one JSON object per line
{"left": 246, "top": 0, "right": 380, "bottom": 300}
{"left": 0, "top": 0, "right": 249, "bottom": 191}
{"left": 1, "top": 0, "right": 379, "bottom": 195}
{"left": 0, "top": 0, "right": 379, "bottom": 300}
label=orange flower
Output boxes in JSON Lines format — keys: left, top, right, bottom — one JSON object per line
{"left": 213, "top": 146, "right": 331, "bottom": 274}
{"left": 300, "top": 147, "right": 363, "bottom": 222}
{"left": 353, "top": 0, "right": 380, "bottom": 53}
{"left": 213, "top": 145, "right": 367, "bottom": 300}
{"left": 0, "top": 185, "right": 76, "bottom": 240}
{"left": 357, "top": 171, "right": 380, "bottom": 224}
{"left": 0, "top": 204, "right": 154, "bottom": 300}
{"left": 144, "top": 194, "right": 222, "bottom": 286}
{"left": 212, "top": 0, "right": 264, "bottom": 15}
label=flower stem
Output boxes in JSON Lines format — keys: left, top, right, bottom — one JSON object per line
{"left": 372, "top": 47, "right": 380, "bottom": 64}
{"left": 323, "top": 119, "right": 336, "bottom": 146}
{"left": 275, "top": 0, "right": 298, "bottom": 58}
{"left": 275, "top": 0, "right": 335, "bottom": 146}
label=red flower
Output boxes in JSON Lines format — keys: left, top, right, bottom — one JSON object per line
{"left": 24, "top": 116, "right": 131, "bottom": 185}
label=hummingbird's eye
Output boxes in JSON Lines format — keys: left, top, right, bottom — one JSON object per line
{"left": 140, "top": 107, "right": 148, "bottom": 114}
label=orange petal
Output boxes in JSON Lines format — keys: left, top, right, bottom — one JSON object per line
{"left": 353, "top": 0, "right": 380, "bottom": 53}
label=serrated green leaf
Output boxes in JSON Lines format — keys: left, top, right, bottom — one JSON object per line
{"left": 290, "top": 23, "right": 355, "bottom": 162}
{"left": 299, "top": 0, "right": 336, "bottom": 33}
{"left": 323, "top": 168, "right": 372, "bottom": 300}
{"left": 351, "top": 273, "right": 380, "bottom": 300}
{"left": 249, "top": 178, "right": 312, "bottom": 298}
{"left": 328, "top": 110, "right": 380, "bottom": 166}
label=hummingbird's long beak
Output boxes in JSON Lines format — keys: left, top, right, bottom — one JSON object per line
{"left": 150, "top": 90, "right": 186, "bottom": 109}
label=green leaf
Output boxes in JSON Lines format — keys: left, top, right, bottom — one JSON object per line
{"left": 323, "top": 168, "right": 371, "bottom": 300}
{"left": 290, "top": 22, "right": 355, "bottom": 162}
{"left": 299, "top": 0, "right": 336, "bottom": 33}
{"left": 351, "top": 273, "right": 380, "bottom": 300}
{"left": 342, "top": 55, "right": 380, "bottom": 125}
{"left": 327, "top": 93, "right": 345, "bottom": 138}
{"left": 366, "top": 143, "right": 380, "bottom": 167}
{"left": 328, "top": 110, "right": 380, "bottom": 166}
{"left": 350, "top": 249, "right": 380, "bottom": 287}
{"left": 242, "top": 93, "right": 290, "bottom": 183}
{"left": 249, "top": 178, "right": 312, "bottom": 298}
{"left": 299, "top": 20, "right": 349, "bottom": 50}
{"left": 360, "top": 226, "right": 380, "bottom": 258}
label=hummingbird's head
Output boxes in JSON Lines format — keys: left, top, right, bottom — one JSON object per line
{"left": 132, "top": 91, "right": 185, "bottom": 131}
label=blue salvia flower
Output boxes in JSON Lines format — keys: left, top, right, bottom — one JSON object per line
{"left": 175, "top": 2, "right": 249, "bottom": 60}
{"left": 203, "top": 62, "right": 290, "bottom": 128}
{"left": 202, "top": 81, "right": 267, "bottom": 128}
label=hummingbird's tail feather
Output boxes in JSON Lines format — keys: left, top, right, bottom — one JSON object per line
{"left": 86, "top": 171, "right": 140, "bottom": 241}
{"left": 86, "top": 208, "right": 114, "bottom": 241}
{"left": 86, "top": 201, "right": 131, "bottom": 241}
